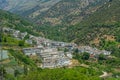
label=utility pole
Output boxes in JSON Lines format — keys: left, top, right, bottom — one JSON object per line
{"left": 0, "top": 22, "right": 3, "bottom": 80}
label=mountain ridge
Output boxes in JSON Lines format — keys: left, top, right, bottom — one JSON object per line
{"left": 0, "top": 0, "right": 110, "bottom": 26}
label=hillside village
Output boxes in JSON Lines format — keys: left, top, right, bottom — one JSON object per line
{"left": 1, "top": 0, "right": 120, "bottom": 79}
{"left": 1, "top": 27, "right": 111, "bottom": 68}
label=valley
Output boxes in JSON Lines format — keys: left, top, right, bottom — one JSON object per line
{"left": 0, "top": 0, "right": 120, "bottom": 80}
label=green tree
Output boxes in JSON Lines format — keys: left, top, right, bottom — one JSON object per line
{"left": 4, "top": 37, "right": 7, "bottom": 42}
{"left": 0, "top": 33, "right": 3, "bottom": 42}
{"left": 0, "top": 36, "right": 2, "bottom": 42}
{"left": 74, "top": 48, "right": 79, "bottom": 53}
{"left": 24, "top": 65, "right": 28, "bottom": 75}
{"left": 98, "top": 54, "right": 106, "bottom": 60}
{"left": 0, "top": 67, "right": 6, "bottom": 77}
{"left": 64, "top": 48, "right": 69, "bottom": 52}
{"left": 14, "top": 69, "right": 20, "bottom": 77}
{"left": 18, "top": 40, "right": 25, "bottom": 46}
{"left": 82, "top": 52, "right": 90, "bottom": 60}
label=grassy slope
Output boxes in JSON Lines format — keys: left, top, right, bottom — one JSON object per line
{"left": 18, "top": 67, "right": 101, "bottom": 80}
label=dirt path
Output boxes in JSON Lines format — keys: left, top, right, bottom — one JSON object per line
{"left": 99, "top": 71, "right": 108, "bottom": 78}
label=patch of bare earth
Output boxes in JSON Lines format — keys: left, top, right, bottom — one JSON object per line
{"left": 68, "top": 59, "right": 80, "bottom": 68}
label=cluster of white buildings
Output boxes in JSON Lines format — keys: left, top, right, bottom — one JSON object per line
{"left": 22, "top": 35, "right": 76, "bottom": 68}
{"left": 32, "top": 36, "right": 77, "bottom": 49}
{"left": 3, "top": 27, "right": 28, "bottom": 40}
{"left": 23, "top": 47, "right": 72, "bottom": 68}
{"left": 37, "top": 48, "right": 72, "bottom": 68}
{"left": 2, "top": 27, "right": 112, "bottom": 68}
{"left": 22, "top": 35, "right": 112, "bottom": 68}
{"left": 78, "top": 46, "right": 111, "bottom": 55}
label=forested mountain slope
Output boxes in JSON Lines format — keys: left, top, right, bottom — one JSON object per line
{"left": 80, "top": 0, "right": 120, "bottom": 25}
{"left": 0, "top": 9, "right": 39, "bottom": 36}
{"left": 34, "top": 0, "right": 109, "bottom": 25}
{"left": 36, "top": 0, "right": 120, "bottom": 46}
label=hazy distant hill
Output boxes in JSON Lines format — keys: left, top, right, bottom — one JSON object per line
{"left": 0, "top": 0, "right": 109, "bottom": 26}
{"left": 0, "top": 0, "right": 8, "bottom": 9}
{"left": 0, "top": 0, "right": 61, "bottom": 18}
